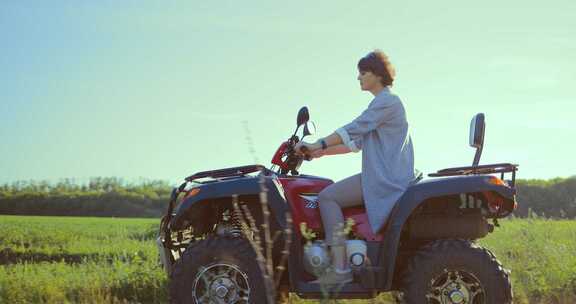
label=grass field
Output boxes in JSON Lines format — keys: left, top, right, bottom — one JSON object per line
{"left": 0, "top": 215, "right": 575, "bottom": 303}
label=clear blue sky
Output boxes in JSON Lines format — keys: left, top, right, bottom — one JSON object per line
{"left": 1, "top": 1, "right": 575, "bottom": 185}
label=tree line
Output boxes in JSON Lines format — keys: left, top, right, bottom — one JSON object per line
{"left": 514, "top": 177, "right": 576, "bottom": 218}
{"left": 0, "top": 177, "right": 170, "bottom": 217}
{"left": 0, "top": 176, "right": 574, "bottom": 218}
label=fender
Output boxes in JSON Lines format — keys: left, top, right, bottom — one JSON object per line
{"left": 170, "top": 175, "right": 289, "bottom": 230}
{"left": 377, "top": 174, "right": 515, "bottom": 289}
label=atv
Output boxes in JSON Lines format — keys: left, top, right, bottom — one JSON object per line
{"left": 157, "top": 107, "right": 518, "bottom": 303}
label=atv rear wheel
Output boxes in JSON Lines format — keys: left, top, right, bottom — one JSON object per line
{"left": 169, "top": 236, "right": 269, "bottom": 304}
{"left": 400, "top": 239, "right": 512, "bottom": 304}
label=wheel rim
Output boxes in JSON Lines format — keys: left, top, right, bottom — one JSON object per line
{"left": 426, "top": 269, "right": 486, "bottom": 304}
{"left": 192, "top": 263, "right": 251, "bottom": 304}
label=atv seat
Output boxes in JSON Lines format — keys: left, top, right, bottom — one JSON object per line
{"left": 338, "top": 171, "right": 425, "bottom": 242}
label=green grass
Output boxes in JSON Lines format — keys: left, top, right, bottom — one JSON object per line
{"left": 0, "top": 216, "right": 165, "bottom": 304}
{"left": 0, "top": 215, "right": 575, "bottom": 303}
{"left": 479, "top": 218, "right": 576, "bottom": 304}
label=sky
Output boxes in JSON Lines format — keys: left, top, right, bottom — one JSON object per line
{"left": 1, "top": 1, "right": 575, "bottom": 185}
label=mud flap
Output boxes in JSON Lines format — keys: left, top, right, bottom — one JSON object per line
{"left": 156, "top": 236, "right": 173, "bottom": 276}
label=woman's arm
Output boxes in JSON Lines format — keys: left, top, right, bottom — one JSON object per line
{"left": 320, "top": 132, "right": 344, "bottom": 147}
{"left": 311, "top": 143, "right": 351, "bottom": 158}
{"left": 302, "top": 132, "right": 344, "bottom": 151}
{"left": 309, "top": 132, "right": 362, "bottom": 152}
{"left": 295, "top": 132, "right": 360, "bottom": 156}
{"left": 337, "top": 97, "right": 400, "bottom": 144}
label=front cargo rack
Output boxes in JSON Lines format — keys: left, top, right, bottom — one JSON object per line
{"left": 185, "top": 164, "right": 271, "bottom": 183}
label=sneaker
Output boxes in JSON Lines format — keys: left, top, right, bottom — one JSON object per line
{"left": 310, "top": 267, "right": 353, "bottom": 285}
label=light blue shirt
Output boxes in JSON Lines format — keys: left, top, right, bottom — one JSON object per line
{"left": 336, "top": 87, "right": 416, "bottom": 232}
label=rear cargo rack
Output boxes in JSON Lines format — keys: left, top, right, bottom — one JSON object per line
{"left": 429, "top": 163, "right": 518, "bottom": 187}
{"left": 185, "top": 165, "right": 269, "bottom": 182}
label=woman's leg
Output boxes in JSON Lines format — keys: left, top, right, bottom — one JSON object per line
{"left": 317, "top": 174, "right": 363, "bottom": 274}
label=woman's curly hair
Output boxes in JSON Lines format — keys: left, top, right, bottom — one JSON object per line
{"left": 357, "top": 50, "right": 396, "bottom": 86}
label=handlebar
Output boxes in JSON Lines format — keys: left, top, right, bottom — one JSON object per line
{"left": 272, "top": 137, "right": 313, "bottom": 175}
{"left": 297, "top": 145, "right": 312, "bottom": 161}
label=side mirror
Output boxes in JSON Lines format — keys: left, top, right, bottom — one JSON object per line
{"left": 302, "top": 121, "right": 316, "bottom": 139}
{"left": 469, "top": 113, "right": 485, "bottom": 166}
{"left": 296, "top": 107, "right": 310, "bottom": 127}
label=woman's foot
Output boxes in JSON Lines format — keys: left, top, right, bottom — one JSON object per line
{"left": 311, "top": 243, "right": 353, "bottom": 285}
{"left": 311, "top": 267, "right": 353, "bottom": 285}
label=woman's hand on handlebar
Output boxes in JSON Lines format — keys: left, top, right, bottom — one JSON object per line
{"left": 310, "top": 149, "right": 325, "bottom": 159}
{"left": 294, "top": 141, "right": 317, "bottom": 157}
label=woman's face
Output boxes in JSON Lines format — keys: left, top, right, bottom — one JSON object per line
{"left": 357, "top": 70, "right": 382, "bottom": 91}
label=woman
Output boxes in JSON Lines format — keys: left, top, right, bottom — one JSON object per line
{"left": 295, "top": 50, "right": 416, "bottom": 284}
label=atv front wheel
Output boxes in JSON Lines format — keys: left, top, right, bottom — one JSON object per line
{"left": 400, "top": 239, "right": 512, "bottom": 304}
{"left": 169, "top": 236, "right": 269, "bottom": 304}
